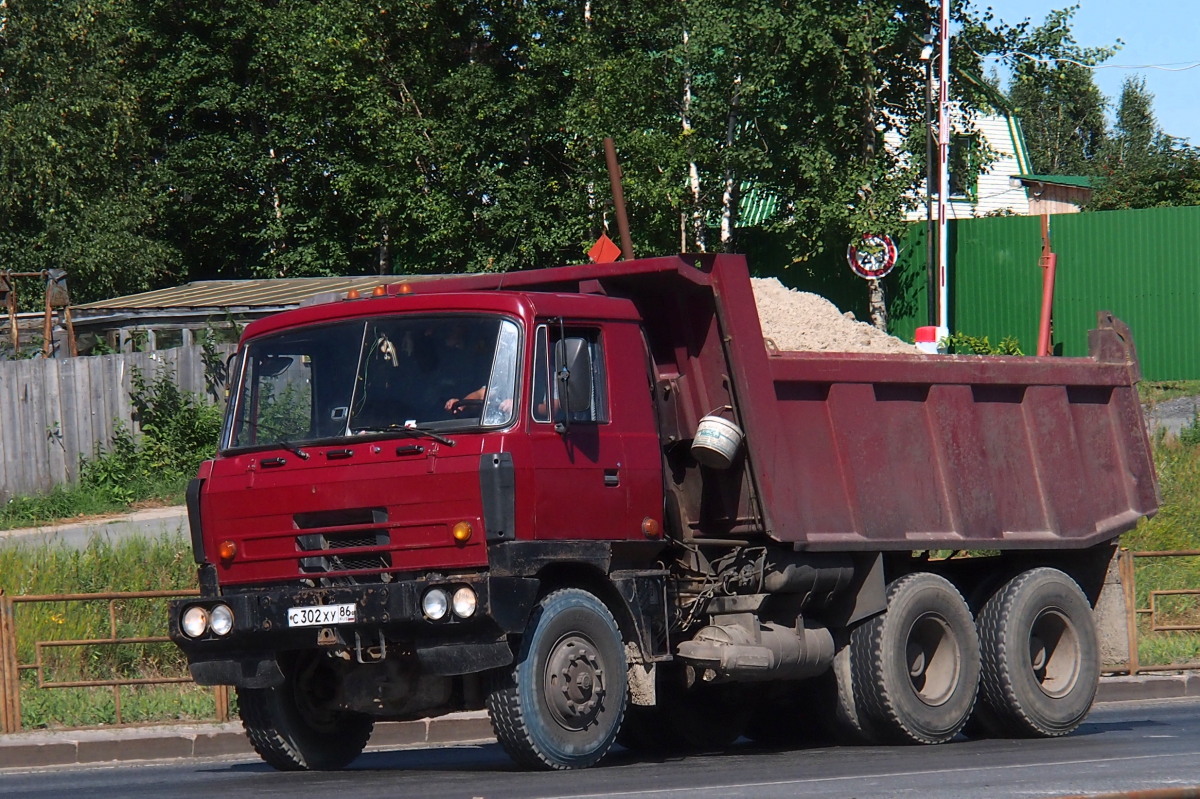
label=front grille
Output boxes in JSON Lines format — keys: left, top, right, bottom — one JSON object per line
{"left": 297, "top": 530, "right": 391, "bottom": 580}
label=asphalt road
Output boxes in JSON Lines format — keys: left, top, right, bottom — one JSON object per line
{"left": 5, "top": 698, "right": 1200, "bottom": 799}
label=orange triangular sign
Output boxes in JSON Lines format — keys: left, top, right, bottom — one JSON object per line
{"left": 587, "top": 234, "right": 621, "bottom": 264}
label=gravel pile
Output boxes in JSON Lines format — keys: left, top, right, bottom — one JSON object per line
{"left": 751, "top": 277, "right": 921, "bottom": 354}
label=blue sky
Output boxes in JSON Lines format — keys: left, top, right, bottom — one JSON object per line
{"left": 978, "top": 0, "right": 1200, "bottom": 144}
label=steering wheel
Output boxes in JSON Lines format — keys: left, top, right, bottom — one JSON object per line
{"left": 450, "top": 398, "right": 484, "bottom": 416}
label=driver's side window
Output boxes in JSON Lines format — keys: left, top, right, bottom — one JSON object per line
{"left": 531, "top": 325, "right": 606, "bottom": 424}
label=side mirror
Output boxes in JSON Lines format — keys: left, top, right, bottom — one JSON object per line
{"left": 554, "top": 337, "right": 593, "bottom": 431}
{"left": 256, "top": 355, "right": 294, "bottom": 378}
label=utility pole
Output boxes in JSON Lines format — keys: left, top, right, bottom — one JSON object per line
{"left": 935, "top": 0, "right": 951, "bottom": 339}
{"left": 921, "top": 33, "right": 936, "bottom": 329}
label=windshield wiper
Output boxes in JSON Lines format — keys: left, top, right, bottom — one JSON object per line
{"left": 353, "top": 425, "right": 456, "bottom": 447}
{"left": 276, "top": 439, "right": 310, "bottom": 460}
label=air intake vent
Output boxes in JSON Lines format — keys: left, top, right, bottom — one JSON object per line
{"left": 297, "top": 530, "right": 391, "bottom": 577}
{"left": 294, "top": 507, "right": 387, "bottom": 530}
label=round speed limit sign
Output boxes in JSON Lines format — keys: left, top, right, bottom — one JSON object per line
{"left": 846, "top": 233, "right": 898, "bottom": 280}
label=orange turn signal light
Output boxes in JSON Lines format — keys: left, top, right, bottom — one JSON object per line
{"left": 218, "top": 540, "right": 238, "bottom": 563}
{"left": 641, "top": 517, "right": 662, "bottom": 539}
{"left": 452, "top": 521, "right": 473, "bottom": 544}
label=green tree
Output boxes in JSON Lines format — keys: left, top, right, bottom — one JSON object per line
{"left": 1089, "top": 77, "right": 1200, "bottom": 209}
{"left": 4, "top": 0, "right": 1092, "bottom": 299}
{"left": 1005, "top": 8, "right": 1109, "bottom": 174}
{"left": 567, "top": 0, "right": 934, "bottom": 261}
{"left": 0, "top": 0, "right": 177, "bottom": 303}
{"left": 950, "top": 4, "right": 1113, "bottom": 176}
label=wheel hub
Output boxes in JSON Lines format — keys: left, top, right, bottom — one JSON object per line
{"left": 546, "top": 635, "right": 606, "bottom": 730}
{"left": 906, "top": 613, "right": 959, "bottom": 707}
{"left": 1030, "top": 609, "right": 1080, "bottom": 698}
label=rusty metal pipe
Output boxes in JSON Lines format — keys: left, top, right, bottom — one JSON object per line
{"left": 0, "top": 592, "right": 20, "bottom": 733}
{"left": 603, "top": 137, "right": 635, "bottom": 261}
{"left": 1037, "top": 214, "right": 1057, "bottom": 357}
{"left": 12, "top": 589, "right": 198, "bottom": 603}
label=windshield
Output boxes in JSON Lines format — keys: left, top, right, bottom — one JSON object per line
{"left": 224, "top": 314, "right": 520, "bottom": 451}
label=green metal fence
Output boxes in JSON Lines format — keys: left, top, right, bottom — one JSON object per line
{"left": 883, "top": 206, "right": 1200, "bottom": 380}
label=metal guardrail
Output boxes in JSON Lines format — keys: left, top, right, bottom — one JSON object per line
{"left": 1119, "top": 548, "right": 1200, "bottom": 676}
{"left": 0, "top": 589, "right": 230, "bottom": 734}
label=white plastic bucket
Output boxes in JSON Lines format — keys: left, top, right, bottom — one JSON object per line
{"left": 691, "top": 415, "right": 743, "bottom": 469}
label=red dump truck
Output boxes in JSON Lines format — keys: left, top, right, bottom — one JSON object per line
{"left": 169, "top": 253, "right": 1158, "bottom": 770}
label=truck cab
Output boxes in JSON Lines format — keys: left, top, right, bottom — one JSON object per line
{"left": 171, "top": 287, "right": 670, "bottom": 769}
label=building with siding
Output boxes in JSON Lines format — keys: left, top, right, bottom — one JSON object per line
{"left": 907, "top": 107, "right": 1090, "bottom": 220}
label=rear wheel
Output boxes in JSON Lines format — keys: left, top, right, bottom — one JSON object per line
{"left": 487, "top": 589, "right": 628, "bottom": 769}
{"left": 850, "top": 572, "right": 981, "bottom": 744}
{"left": 976, "top": 567, "right": 1099, "bottom": 737}
{"left": 238, "top": 653, "right": 373, "bottom": 771}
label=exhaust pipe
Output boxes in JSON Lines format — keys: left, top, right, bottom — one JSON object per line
{"left": 676, "top": 620, "right": 834, "bottom": 681}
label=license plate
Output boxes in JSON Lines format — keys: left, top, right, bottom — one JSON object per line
{"left": 287, "top": 602, "right": 357, "bottom": 628}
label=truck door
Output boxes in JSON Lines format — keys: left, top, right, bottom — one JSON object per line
{"left": 528, "top": 323, "right": 660, "bottom": 541}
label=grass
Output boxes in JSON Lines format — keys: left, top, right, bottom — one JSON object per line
{"left": 0, "top": 535, "right": 224, "bottom": 729}
{"left": 1121, "top": 417, "right": 1200, "bottom": 668}
{"left": 0, "top": 476, "right": 189, "bottom": 532}
{"left": 1139, "top": 379, "right": 1200, "bottom": 405}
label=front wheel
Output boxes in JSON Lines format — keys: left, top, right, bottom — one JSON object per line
{"left": 487, "top": 589, "right": 628, "bottom": 769}
{"left": 976, "top": 567, "right": 1099, "bottom": 737}
{"left": 238, "top": 654, "right": 373, "bottom": 771}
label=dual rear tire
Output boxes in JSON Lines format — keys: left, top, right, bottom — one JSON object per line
{"left": 975, "top": 567, "right": 1099, "bottom": 737}
{"left": 842, "top": 567, "right": 1098, "bottom": 745}
{"left": 848, "top": 572, "right": 980, "bottom": 744}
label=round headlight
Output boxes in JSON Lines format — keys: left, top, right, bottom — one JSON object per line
{"left": 452, "top": 587, "right": 477, "bottom": 619}
{"left": 209, "top": 604, "right": 235, "bottom": 636}
{"left": 181, "top": 606, "right": 209, "bottom": 638}
{"left": 422, "top": 588, "right": 449, "bottom": 621}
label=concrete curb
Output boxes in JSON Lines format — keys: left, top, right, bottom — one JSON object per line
{"left": 0, "top": 506, "right": 188, "bottom": 550}
{"left": 4, "top": 675, "right": 1200, "bottom": 771}
{"left": 0, "top": 711, "right": 496, "bottom": 770}
{"left": 1095, "top": 672, "right": 1200, "bottom": 703}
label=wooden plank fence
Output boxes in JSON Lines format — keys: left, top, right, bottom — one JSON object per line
{"left": 0, "top": 345, "right": 234, "bottom": 501}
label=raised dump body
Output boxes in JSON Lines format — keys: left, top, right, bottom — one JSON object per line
{"left": 170, "top": 252, "right": 1159, "bottom": 772}
{"left": 760, "top": 340, "right": 1155, "bottom": 550}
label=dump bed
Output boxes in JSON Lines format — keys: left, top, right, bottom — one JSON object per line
{"left": 400, "top": 253, "right": 1159, "bottom": 551}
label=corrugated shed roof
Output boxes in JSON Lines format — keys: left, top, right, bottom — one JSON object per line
{"left": 73, "top": 276, "right": 407, "bottom": 311}
{"left": 1015, "top": 174, "right": 1094, "bottom": 189}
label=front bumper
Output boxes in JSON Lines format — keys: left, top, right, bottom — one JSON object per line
{"left": 169, "top": 573, "right": 537, "bottom": 687}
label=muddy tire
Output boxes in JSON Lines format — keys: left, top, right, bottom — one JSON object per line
{"left": 976, "top": 567, "right": 1099, "bottom": 737}
{"left": 829, "top": 643, "right": 881, "bottom": 744}
{"left": 487, "top": 589, "right": 628, "bottom": 769}
{"left": 850, "top": 572, "right": 981, "bottom": 744}
{"left": 237, "top": 655, "right": 373, "bottom": 771}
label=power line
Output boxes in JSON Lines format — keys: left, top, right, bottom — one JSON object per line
{"left": 1005, "top": 51, "right": 1200, "bottom": 72}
